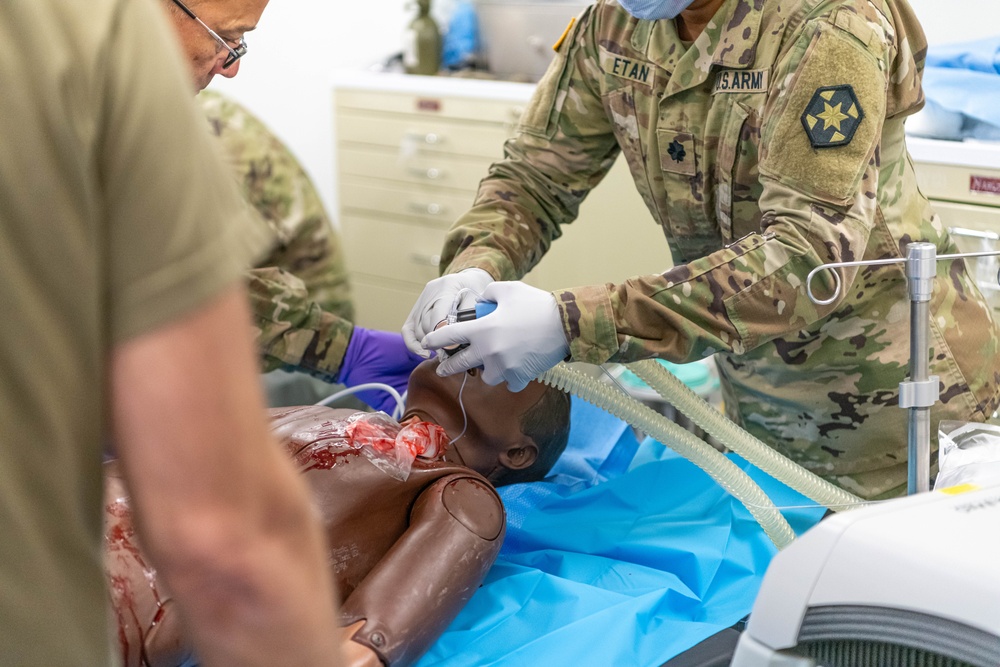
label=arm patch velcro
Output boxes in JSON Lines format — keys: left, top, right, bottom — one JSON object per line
{"left": 760, "top": 25, "right": 887, "bottom": 205}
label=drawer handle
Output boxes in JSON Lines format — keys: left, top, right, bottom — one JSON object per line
{"left": 408, "top": 202, "right": 446, "bottom": 216}
{"left": 405, "top": 131, "right": 445, "bottom": 146}
{"left": 409, "top": 252, "right": 441, "bottom": 267}
{"left": 948, "top": 226, "right": 1000, "bottom": 242}
{"left": 409, "top": 166, "right": 444, "bottom": 180}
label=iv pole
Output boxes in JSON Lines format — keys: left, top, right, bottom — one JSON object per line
{"left": 806, "top": 243, "right": 1000, "bottom": 495}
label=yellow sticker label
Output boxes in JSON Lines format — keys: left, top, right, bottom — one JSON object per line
{"left": 938, "top": 483, "right": 980, "bottom": 495}
{"left": 553, "top": 17, "right": 576, "bottom": 52}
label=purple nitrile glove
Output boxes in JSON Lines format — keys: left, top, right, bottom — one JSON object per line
{"left": 339, "top": 327, "right": 426, "bottom": 414}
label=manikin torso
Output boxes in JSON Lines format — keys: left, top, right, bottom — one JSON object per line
{"left": 105, "top": 405, "right": 505, "bottom": 667}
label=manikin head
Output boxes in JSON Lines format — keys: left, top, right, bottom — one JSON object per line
{"left": 161, "top": 0, "right": 269, "bottom": 91}
{"left": 403, "top": 359, "right": 572, "bottom": 486}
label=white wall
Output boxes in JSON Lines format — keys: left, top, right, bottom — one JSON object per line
{"left": 213, "top": 0, "right": 1000, "bottom": 221}
{"left": 211, "top": 0, "right": 412, "bottom": 220}
{"left": 907, "top": 0, "right": 999, "bottom": 47}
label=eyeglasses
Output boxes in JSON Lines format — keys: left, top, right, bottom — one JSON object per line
{"left": 171, "top": 0, "right": 248, "bottom": 69}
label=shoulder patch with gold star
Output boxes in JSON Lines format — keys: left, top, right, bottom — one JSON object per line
{"left": 801, "top": 85, "right": 864, "bottom": 148}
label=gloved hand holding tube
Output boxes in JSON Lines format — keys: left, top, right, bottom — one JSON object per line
{"left": 339, "top": 327, "right": 425, "bottom": 413}
{"left": 402, "top": 268, "right": 495, "bottom": 357}
{"left": 421, "top": 281, "right": 570, "bottom": 392}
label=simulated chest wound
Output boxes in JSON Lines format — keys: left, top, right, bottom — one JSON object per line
{"left": 292, "top": 412, "right": 449, "bottom": 481}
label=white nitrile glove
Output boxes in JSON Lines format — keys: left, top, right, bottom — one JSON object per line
{"left": 421, "top": 281, "right": 570, "bottom": 392}
{"left": 402, "top": 268, "right": 494, "bottom": 357}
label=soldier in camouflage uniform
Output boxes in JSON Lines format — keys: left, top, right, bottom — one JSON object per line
{"left": 199, "top": 91, "right": 354, "bottom": 322}
{"left": 196, "top": 90, "right": 357, "bottom": 377}
{"left": 158, "top": 0, "right": 423, "bottom": 413}
{"left": 194, "top": 94, "right": 421, "bottom": 412}
{"left": 406, "top": 0, "right": 1000, "bottom": 499}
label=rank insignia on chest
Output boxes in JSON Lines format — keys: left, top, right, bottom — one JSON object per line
{"left": 667, "top": 140, "right": 686, "bottom": 163}
{"left": 658, "top": 131, "right": 696, "bottom": 176}
{"left": 801, "top": 85, "right": 865, "bottom": 148}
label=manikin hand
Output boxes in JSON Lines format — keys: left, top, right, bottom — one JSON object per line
{"left": 421, "top": 281, "right": 570, "bottom": 392}
{"left": 339, "top": 328, "right": 424, "bottom": 413}
{"left": 338, "top": 621, "right": 383, "bottom": 667}
{"left": 402, "top": 268, "right": 494, "bottom": 357}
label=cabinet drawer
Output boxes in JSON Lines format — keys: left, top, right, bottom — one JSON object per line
{"left": 932, "top": 199, "right": 1000, "bottom": 314}
{"left": 932, "top": 199, "right": 1000, "bottom": 236}
{"left": 339, "top": 146, "right": 494, "bottom": 192}
{"left": 340, "top": 178, "right": 475, "bottom": 228}
{"left": 337, "top": 111, "right": 511, "bottom": 159}
{"left": 915, "top": 162, "right": 1000, "bottom": 207}
{"left": 349, "top": 276, "right": 424, "bottom": 331}
{"left": 336, "top": 89, "right": 526, "bottom": 126}
{"left": 342, "top": 214, "right": 449, "bottom": 285}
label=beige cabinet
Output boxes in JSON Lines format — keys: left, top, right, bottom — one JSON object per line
{"left": 908, "top": 137, "right": 1000, "bottom": 311}
{"left": 334, "top": 75, "right": 670, "bottom": 331}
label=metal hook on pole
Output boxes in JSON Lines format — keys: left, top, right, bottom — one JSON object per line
{"left": 805, "top": 243, "right": 1000, "bottom": 495}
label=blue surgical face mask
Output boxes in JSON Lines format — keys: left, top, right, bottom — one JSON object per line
{"left": 617, "top": 0, "right": 697, "bottom": 20}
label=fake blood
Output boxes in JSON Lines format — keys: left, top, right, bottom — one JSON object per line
{"left": 106, "top": 497, "right": 165, "bottom": 665}
{"left": 298, "top": 418, "right": 448, "bottom": 473}
{"left": 300, "top": 446, "right": 361, "bottom": 471}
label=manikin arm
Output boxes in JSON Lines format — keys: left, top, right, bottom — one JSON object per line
{"left": 341, "top": 474, "right": 506, "bottom": 666}
{"left": 110, "top": 287, "right": 343, "bottom": 667}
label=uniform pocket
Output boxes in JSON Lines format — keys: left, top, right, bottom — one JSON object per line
{"left": 653, "top": 126, "right": 719, "bottom": 259}
{"left": 605, "top": 87, "right": 657, "bottom": 209}
{"left": 606, "top": 88, "right": 642, "bottom": 157}
{"left": 715, "top": 102, "right": 750, "bottom": 242}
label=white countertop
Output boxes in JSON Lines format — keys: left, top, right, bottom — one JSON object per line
{"left": 331, "top": 69, "right": 536, "bottom": 103}
{"left": 906, "top": 136, "right": 1000, "bottom": 171}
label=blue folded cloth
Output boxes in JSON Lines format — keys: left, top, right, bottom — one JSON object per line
{"left": 911, "top": 38, "right": 1000, "bottom": 140}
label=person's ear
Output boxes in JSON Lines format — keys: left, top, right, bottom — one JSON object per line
{"left": 499, "top": 438, "right": 538, "bottom": 471}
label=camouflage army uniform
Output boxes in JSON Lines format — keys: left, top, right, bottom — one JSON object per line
{"left": 198, "top": 91, "right": 356, "bottom": 379}
{"left": 440, "top": 0, "right": 1000, "bottom": 499}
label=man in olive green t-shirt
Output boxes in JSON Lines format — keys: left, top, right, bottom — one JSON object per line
{"left": 0, "top": 1, "right": 342, "bottom": 665}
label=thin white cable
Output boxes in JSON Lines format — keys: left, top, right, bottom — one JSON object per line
{"left": 742, "top": 499, "right": 882, "bottom": 511}
{"left": 448, "top": 373, "right": 470, "bottom": 446}
{"left": 315, "top": 382, "right": 406, "bottom": 418}
{"left": 598, "top": 364, "right": 633, "bottom": 396}
{"left": 395, "top": 391, "right": 409, "bottom": 421}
